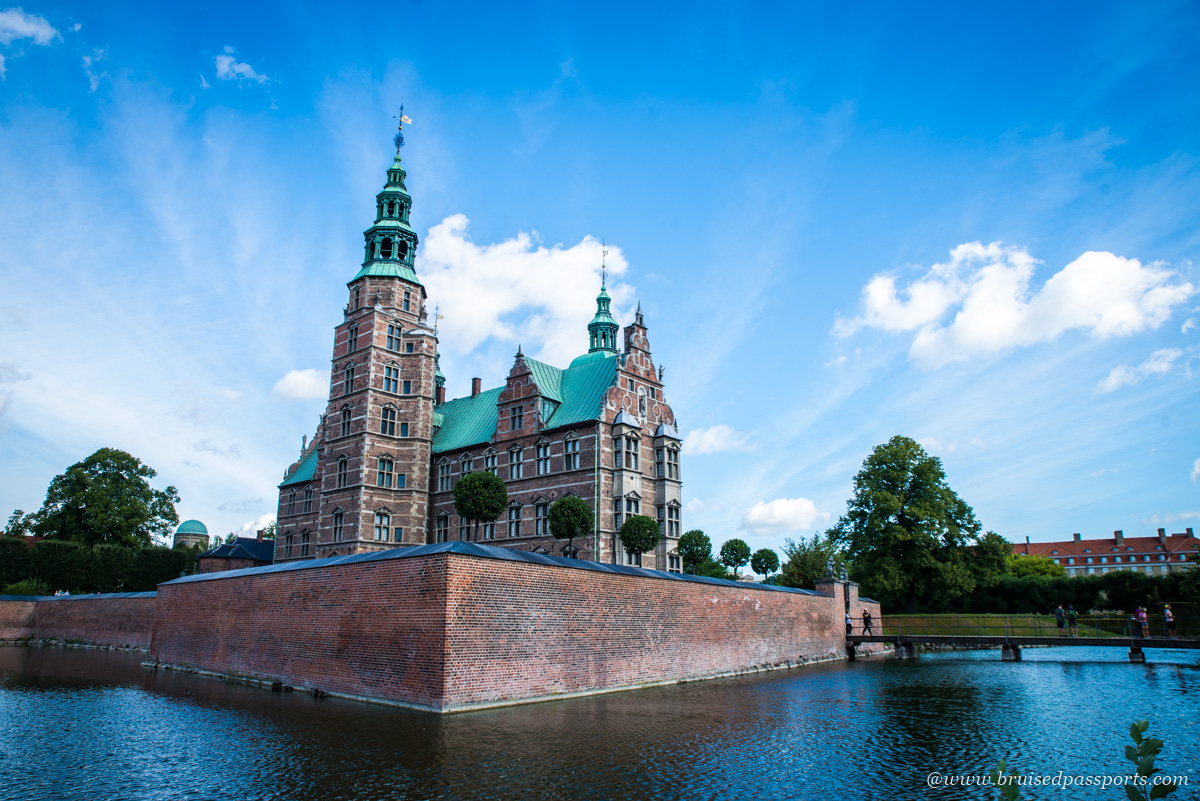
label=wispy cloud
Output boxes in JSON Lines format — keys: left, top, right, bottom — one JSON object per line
{"left": 272, "top": 369, "right": 327, "bottom": 401}
{"left": 836, "top": 243, "right": 1195, "bottom": 369}
{"left": 740, "top": 497, "right": 828, "bottom": 535}
{"left": 0, "top": 7, "right": 57, "bottom": 79}
{"left": 684, "top": 424, "right": 755, "bottom": 455}
{"left": 215, "top": 46, "right": 268, "bottom": 84}
{"left": 81, "top": 48, "right": 106, "bottom": 92}
{"left": 1191, "top": 458, "right": 1200, "bottom": 483}
{"left": 1098, "top": 348, "right": 1186, "bottom": 393}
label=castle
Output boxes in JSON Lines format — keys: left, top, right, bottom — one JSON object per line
{"left": 274, "top": 146, "right": 684, "bottom": 570}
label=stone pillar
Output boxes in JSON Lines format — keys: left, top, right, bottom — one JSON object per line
{"left": 1129, "top": 646, "right": 1145, "bottom": 663}
{"left": 1001, "top": 644, "right": 1022, "bottom": 661}
{"left": 814, "top": 577, "right": 846, "bottom": 639}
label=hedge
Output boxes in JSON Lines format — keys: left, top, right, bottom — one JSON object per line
{"left": 0, "top": 537, "right": 192, "bottom": 593}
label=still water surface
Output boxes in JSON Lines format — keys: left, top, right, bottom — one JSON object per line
{"left": 1, "top": 646, "right": 1197, "bottom": 801}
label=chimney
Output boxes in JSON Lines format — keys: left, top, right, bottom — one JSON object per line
{"left": 256, "top": 528, "right": 265, "bottom": 541}
{"left": 1025, "top": 535, "right": 1030, "bottom": 555}
{"left": 1186, "top": 528, "right": 1194, "bottom": 537}
{"left": 1158, "top": 528, "right": 1168, "bottom": 546}
{"left": 1072, "top": 532, "right": 1081, "bottom": 543}
{"left": 1114, "top": 529, "right": 1124, "bottom": 546}
{"left": 472, "top": 377, "right": 482, "bottom": 398}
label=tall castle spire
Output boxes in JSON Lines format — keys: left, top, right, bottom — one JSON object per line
{"left": 354, "top": 111, "right": 420, "bottom": 283}
{"left": 587, "top": 279, "right": 619, "bottom": 353}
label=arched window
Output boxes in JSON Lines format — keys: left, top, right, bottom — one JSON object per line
{"left": 287, "top": 490, "right": 296, "bottom": 516}
{"left": 347, "top": 323, "right": 358, "bottom": 353}
{"left": 332, "top": 511, "right": 344, "bottom": 542}
{"left": 340, "top": 406, "right": 352, "bottom": 437}
{"left": 381, "top": 238, "right": 393, "bottom": 259}
{"left": 387, "top": 200, "right": 395, "bottom": 216}
{"left": 303, "top": 486, "right": 312, "bottom": 513}
{"left": 337, "top": 457, "right": 348, "bottom": 488}
{"left": 343, "top": 363, "right": 355, "bottom": 395}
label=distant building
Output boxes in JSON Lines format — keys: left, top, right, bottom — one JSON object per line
{"left": 197, "top": 534, "right": 275, "bottom": 574}
{"left": 173, "top": 519, "right": 210, "bottom": 550}
{"left": 1014, "top": 528, "right": 1197, "bottom": 577}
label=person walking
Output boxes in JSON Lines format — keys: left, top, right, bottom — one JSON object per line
{"left": 1054, "top": 604, "right": 1065, "bottom": 635}
{"left": 845, "top": 611, "right": 853, "bottom": 636}
{"left": 1163, "top": 604, "right": 1176, "bottom": 638}
{"left": 862, "top": 609, "right": 873, "bottom": 635}
{"left": 1066, "top": 604, "right": 1079, "bottom": 637}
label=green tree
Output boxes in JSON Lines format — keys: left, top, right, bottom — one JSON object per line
{"left": 548, "top": 496, "right": 593, "bottom": 556}
{"left": 677, "top": 530, "right": 712, "bottom": 574}
{"left": 34, "top": 448, "right": 179, "bottom": 547}
{"left": 695, "top": 558, "right": 732, "bottom": 579}
{"left": 970, "top": 531, "right": 1013, "bottom": 585}
{"left": 750, "top": 548, "right": 780, "bottom": 581}
{"left": 778, "top": 533, "right": 847, "bottom": 590}
{"left": 829, "top": 435, "right": 982, "bottom": 612}
{"left": 0, "top": 537, "right": 32, "bottom": 587}
{"left": 719, "top": 538, "right": 751, "bottom": 577}
{"left": 618, "top": 515, "right": 660, "bottom": 564}
{"left": 4, "top": 509, "right": 34, "bottom": 538}
{"left": 1007, "top": 554, "right": 1066, "bottom": 578}
{"left": 259, "top": 520, "right": 277, "bottom": 541}
{"left": 452, "top": 471, "right": 508, "bottom": 541}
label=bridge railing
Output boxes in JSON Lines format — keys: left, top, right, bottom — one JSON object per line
{"left": 851, "top": 614, "right": 1198, "bottom": 640}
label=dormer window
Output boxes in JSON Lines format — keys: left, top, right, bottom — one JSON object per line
{"left": 1083, "top": 548, "right": 1091, "bottom": 553}
{"left": 1050, "top": 550, "right": 1058, "bottom": 555}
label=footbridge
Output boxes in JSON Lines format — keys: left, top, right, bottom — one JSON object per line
{"left": 847, "top": 616, "right": 1199, "bottom": 662}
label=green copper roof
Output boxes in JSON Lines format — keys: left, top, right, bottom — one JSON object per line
{"left": 280, "top": 447, "right": 319, "bottom": 488}
{"left": 431, "top": 387, "right": 503, "bottom": 452}
{"left": 176, "top": 519, "right": 208, "bottom": 535}
{"left": 431, "top": 353, "right": 619, "bottom": 454}
{"left": 568, "top": 350, "right": 610, "bottom": 368}
{"left": 350, "top": 261, "right": 422, "bottom": 284}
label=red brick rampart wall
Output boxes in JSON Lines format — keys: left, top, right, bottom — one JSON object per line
{"left": 150, "top": 556, "right": 449, "bottom": 709}
{"left": 149, "top": 544, "right": 852, "bottom": 712}
{"left": 0, "top": 593, "right": 157, "bottom": 647}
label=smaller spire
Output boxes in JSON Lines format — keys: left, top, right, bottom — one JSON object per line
{"left": 635, "top": 301, "right": 644, "bottom": 327}
{"left": 516, "top": 344, "right": 523, "bottom": 358}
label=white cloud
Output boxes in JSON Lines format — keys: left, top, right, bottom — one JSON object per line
{"left": 1183, "top": 318, "right": 1197, "bottom": 334}
{"left": 0, "top": 8, "right": 57, "bottom": 45}
{"left": 81, "top": 49, "right": 105, "bottom": 92}
{"left": 740, "top": 497, "right": 828, "bottom": 535}
{"left": 685, "top": 498, "right": 721, "bottom": 513}
{"left": 271, "top": 369, "right": 327, "bottom": 401}
{"left": 1098, "top": 348, "right": 1184, "bottom": 393}
{"left": 683, "top": 424, "right": 755, "bottom": 455}
{"left": 1191, "top": 458, "right": 1200, "bottom": 483}
{"left": 419, "top": 214, "right": 633, "bottom": 367}
{"left": 1142, "top": 511, "right": 1200, "bottom": 526}
{"left": 215, "top": 46, "right": 268, "bottom": 84}
{"left": 836, "top": 243, "right": 1195, "bottom": 369}
{"left": 234, "top": 512, "right": 276, "bottom": 539}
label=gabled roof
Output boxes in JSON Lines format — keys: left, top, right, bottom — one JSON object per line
{"left": 1015, "top": 534, "right": 1198, "bottom": 559}
{"left": 431, "top": 353, "right": 619, "bottom": 454}
{"left": 202, "top": 537, "right": 275, "bottom": 563}
{"left": 280, "top": 447, "right": 319, "bottom": 488}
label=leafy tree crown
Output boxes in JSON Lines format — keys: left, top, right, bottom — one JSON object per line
{"left": 750, "top": 548, "right": 780, "bottom": 577}
{"left": 719, "top": 538, "right": 751, "bottom": 570}
{"left": 548, "top": 496, "right": 593, "bottom": 542}
{"left": 452, "top": 472, "right": 508, "bottom": 525}
{"left": 619, "top": 515, "right": 660, "bottom": 556}
{"left": 677, "top": 530, "right": 712, "bottom": 572}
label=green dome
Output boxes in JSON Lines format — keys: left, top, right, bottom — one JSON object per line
{"left": 176, "top": 519, "right": 208, "bottom": 535}
{"left": 569, "top": 350, "right": 612, "bottom": 368}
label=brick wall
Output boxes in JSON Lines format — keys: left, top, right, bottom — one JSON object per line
{"left": 0, "top": 593, "right": 156, "bottom": 647}
{"left": 0, "top": 596, "right": 37, "bottom": 639}
{"left": 150, "top": 543, "right": 855, "bottom": 712}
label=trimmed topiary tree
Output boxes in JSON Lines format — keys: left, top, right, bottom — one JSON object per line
{"left": 719, "top": 538, "right": 751, "bottom": 578}
{"left": 618, "top": 515, "right": 660, "bottom": 565}
{"left": 548, "top": 496, "right": 593, "bottom": 557}
{"left": 751, "top": 548, "right": 780, "bottom": 582}
{"left": 677, "top": 529, "right": 712, "bottom": 574}
{"left": 452, "top": 471, "right": 508, "bottom": 542}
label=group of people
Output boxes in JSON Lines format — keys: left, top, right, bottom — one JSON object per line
{"left": 846, "top": 609, "right": 873, "bottom": 635}
{"left": 1053, "top": 603, "right": 1177, "bottom": 638}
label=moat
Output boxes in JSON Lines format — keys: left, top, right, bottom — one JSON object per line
{"left": 2, "top": 646, "right": 1198, "bottom": 801}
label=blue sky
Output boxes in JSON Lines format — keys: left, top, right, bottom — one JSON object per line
{"left": 1, "top": 1, "right": 1197, "bottom": 555}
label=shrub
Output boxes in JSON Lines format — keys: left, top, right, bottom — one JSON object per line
{"left": 2, "top": 579, "right": 50, "bottom": 596}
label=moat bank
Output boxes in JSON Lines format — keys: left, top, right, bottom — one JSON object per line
{"left": 3, "top": 645, "right": 1198, "bottom": 801}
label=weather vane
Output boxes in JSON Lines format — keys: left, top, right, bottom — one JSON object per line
{"left": 434, "top": 302, "right": 444, "bottom": 335}
{"left": 601, "top": 239, "right": 608, "bottom": 287}
{"left": 392, "top": 104, "right": 413, "bottom": 154}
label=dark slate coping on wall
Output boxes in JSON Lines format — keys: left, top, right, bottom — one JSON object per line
{"left": 0, "top": 592, "right": 157, "bottom": 601}
{"left": 860, "top": 596, "right": 880, "bottom": 604}
{"left": 160, "top": 541, "right": 829, "bottom": 596}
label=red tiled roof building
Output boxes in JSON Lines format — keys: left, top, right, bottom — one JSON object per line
{"left": 1013, "top": 528, "right": 1197, "bottom": 577}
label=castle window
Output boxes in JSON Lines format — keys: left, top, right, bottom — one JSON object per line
{"left": 509, "top": 447, "right": 524, "bottom": 480}
{"left": 510, "top": 405, "right": 524, "bottom": 431}
{"left": 403, "top": 380, "right": 412, "bottom": 394}
{"left": 301, "top": 530, "right": 310, "bottom": 556}
{"left": 398, "top": 241, "right": 408, "bottom": 261}
{"left": 397, "top": 473, "right": 406, "bottom": 488}
{"left": 303, "top": 486, "right": 313, "bottom": 513}
{"left": 332, "top": 512, "right": 344, "bottom": 542}
{"left": 667, "top": 505, "right": 680, "bottom": 537}
{"left": 668, "top": 555, "right": 681, "bottom": 572}
{"left": 508, "top": 505, "right": 522, "bottom": 538}
{"left": 536, "top": 443, "right": 551, "bottom": 475}
{"left": 563, "top": 438, "right": 579, "bottom": 470}
{"left": 384, "top": 366, "right": 399, "bottom": 393}
{"left": 354, "top": 287, "right": 361, "bottom": 309}
{"left": 287, "top": 490, "right": 295, "bottom": 516}
{"left": 459, "top": 518, "right": 470, "bottom": 541}
{"left": 386, "top": 325, "right": 401, "bottom": 351}
{"left": 347, "top": 323, "right": 358, "bottom": 353}
{"left": 627, "top": 379, "right": 634, "bottom": 391}
{"left": 482, "top": 521, "right": 496, "bottom": 540}
{"left": 438, "top": 463, "right": 452, "bottom": 492}
{"left": 374, "top": 512, "right": 390, "bottom": 541}
{"left": 657, "top": 505, "right": 665, "bottom": 534}
{"left": 656, "top": 449, "right": 665, "bottom": 478}
{"left": 336, "top": 458, "right": 348, "bottom": 489}
{"left": 625, "top": 497, "right": 640, "bottom": 516}
{"left": 343, "top": 364, "right": 355, "bottom": 395}
{"left": 403, "top": 291, "right": 411, "bottom": 311}
{"left": 613, "top": 499, "right": 622, "bottom": 530}
{"left": 381, "top": 238, "right": 393, "bottom": 259}
{"left": 667, "top": 448, "right": 679, "bottom": 479}
{"left": 378, "top": 458, "right": 394, "bottom": 488}
{"left": 284, "top": 533, "right": 293, "bottom": 558}
{"left": 400, "top": 422, "right": 409, "bottom": 437}
{"left": 406, "top": 342, "right": 415, "bottom": 353}
{"left": 387, "top": 200, "right": 395, "bottom": 216}
{"left": 381, "top": 407, "right": 397, "bottom": 436}
{"left": 436, "top": 514, "right": 449, "bottom": 543}
{"left": 624, "top": 437, "right": 639, "bottom": 470}
{"left": 341, "top": 406, "right": 351, "bottom": 437}
{"left": 535, "top": 503, "right": 549, "bottom": 536}
{"left": 624, "top": 549, "right": 641, "bottom": 567}
{"left": 649, "top": 388, "right": 657, "bottom": 400}
{"left": 484, "top": 453, "right": 498, "bottom": 474}
{"left": 461, "top": 455, "right": 473, "bottom": 474}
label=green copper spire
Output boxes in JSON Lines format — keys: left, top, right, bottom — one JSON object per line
{"left": 587, "top": 281, "right": 619, "bottom": 353}
{"left": 351, "top": 147, "right": 422, "bottom": 285}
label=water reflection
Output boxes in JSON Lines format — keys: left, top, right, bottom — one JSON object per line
{"left": 0, "top": 646, "right": 1197, "bottom": 801}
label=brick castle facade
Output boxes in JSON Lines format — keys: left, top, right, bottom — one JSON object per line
{"left": 274, "top": 148, "right": 684, "bottom": 570}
